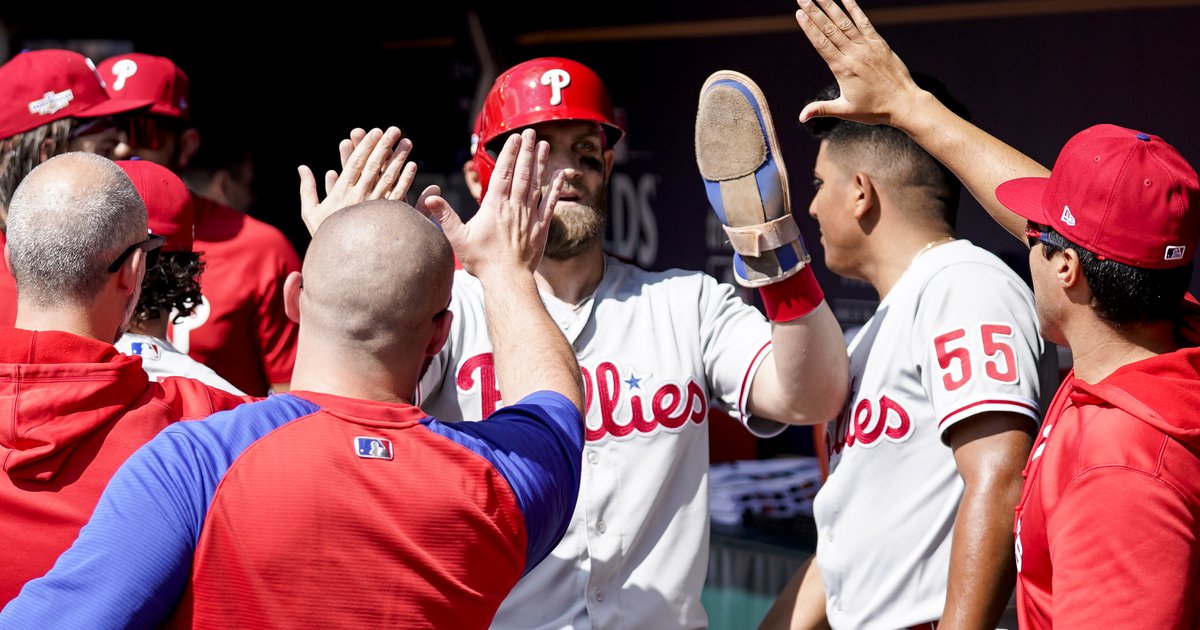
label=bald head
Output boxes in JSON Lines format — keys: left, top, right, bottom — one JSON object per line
{"left": 301, "top": 200, "right": 454, "bottom": 353}
{"left": 8, "top": 152, "right": 147, "bottom": 306}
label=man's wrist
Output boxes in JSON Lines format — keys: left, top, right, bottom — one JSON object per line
{"left": 892, "top": 87, "right": 941, "bottom": 139}
{"left": 475, "top": 264, "right": 537, "bottom": 291}
{"left": 758, "top": 265, "right": 824, "bottom": 322}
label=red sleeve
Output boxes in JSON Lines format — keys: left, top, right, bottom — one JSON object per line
{"left": 254, "top": 231, "right": 300, "bottom": 386}
{"left": 1048, "top": 468, "right": 1199, "bottom": 629}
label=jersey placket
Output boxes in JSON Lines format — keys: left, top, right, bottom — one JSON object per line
{"left": 541, "top": 276, "right": 624, "bottom": 626}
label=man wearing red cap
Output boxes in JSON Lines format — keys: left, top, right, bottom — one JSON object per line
{"left": 0, "top": 152, "right": 247, "bottom": 606}
{"left": 0, "top": 49, "right": 153, "bottom": 326}
{"left": 302, "top": 57, "right": 850, "bottom": 628}
{"left": 112, "top": 160, "right": 242, "bottom": 394}
{"left": 794, "top": 1, "right": 1200, "bottom": 627}
{"left": 98, "top": 53, "right": 300, "bottom": 396}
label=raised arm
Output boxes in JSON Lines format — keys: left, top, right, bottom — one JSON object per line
{"left": 424, "top": 129, "right": 583, "bottom": 414}
{"left": 298, "top": 127, "right": 427, "bottom": 235}
{"left": 794, "top": 0, "right": 1049, "bottom": 241}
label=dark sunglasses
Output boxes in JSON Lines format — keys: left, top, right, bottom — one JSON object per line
{"left": 120, "top": 115, "right": 182, "bottom": 151}
{"left": 108, "top": 233, "right": 166, "bottom": 273}
{"left": 1025, "top": 221, "right": 1053, "bottom": 248}
{"left": 68, "top": 116, "right": 120, "bottom": 140}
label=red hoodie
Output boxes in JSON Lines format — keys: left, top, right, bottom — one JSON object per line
{"left": 0, "top": 327, "right": 249, "bottom": 605}
{"left": 1015, "top": 346, "right": 1200, "bottom": 629}
{"left": 0, "top": 232, "right": 17, "bottom": 327}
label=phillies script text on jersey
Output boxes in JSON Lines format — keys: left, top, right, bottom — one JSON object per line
{"left": 826, "top": 384, "right": 914, "bottom": 456}
{"left": 457, "top": 353, "right": 707, "bottom": 440}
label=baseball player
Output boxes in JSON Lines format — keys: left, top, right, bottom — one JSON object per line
{"left": 111, "top": 159, "right": 243, "bottom": 394}
{"left": 791, "top": 1, "right": 1200, "bottom": 627}
{"left": 2, "top": 131, "right": 585, "bottom": 628}
{"left": 0, "top": 153, "right": 248, "bottom": 607}
{"left": 395, "top": 57, "right": 848, "bottom": 629}
{"left": 761, "top": 71, "right": 1051, "bottom": 630}
{"left": 98, "top": 53, "right": 300, "bottom": 396}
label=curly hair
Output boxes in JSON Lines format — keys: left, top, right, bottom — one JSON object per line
{"left": 131, "top": 251, "right": 206, "bottom": 326}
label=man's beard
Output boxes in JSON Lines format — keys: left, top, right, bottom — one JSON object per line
{"left": 544, "top": 194, "right": 607, "bottom": 260}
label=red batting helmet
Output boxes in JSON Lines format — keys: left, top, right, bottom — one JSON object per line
{"left": 472, "top": 57, "right": 625, "bottom": 196}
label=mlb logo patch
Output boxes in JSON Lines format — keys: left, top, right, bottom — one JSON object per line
{"left": 1165, "top": 245, "right": 1187, "bottom": 261}
{"left": 355, "top": 436, "right": 393, "bottom": 460}
{"left": 130, "top": 341, "right": 161, "bottom": 361}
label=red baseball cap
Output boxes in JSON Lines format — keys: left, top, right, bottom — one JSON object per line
{"left": 0, "top": 49, "right": 154, "bottom": 140}
{"left": 97, "top": 53, "right": 190, "bottom": 120}
{"left": 996, "top": 123, "right": 1200, "bottom": 269}
{"left": 116, "top": 159, "right": 194, "bottom": 252}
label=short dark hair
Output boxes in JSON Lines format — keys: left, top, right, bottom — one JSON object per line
{"left": 1039, "top": 229, "right": 1192, "bottom": 323}
{"left": 806, "top": 73, "right": 970, "bottom": 228}
{"left": 131, "top": 251, "right": 206, "bottom": 326}
{"left": 180, "top": 123, "right": 253, "bottom": 190}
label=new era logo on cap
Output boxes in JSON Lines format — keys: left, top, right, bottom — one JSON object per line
{"left": 1060, "top": 205, "right": 1077, "bottom": 227}
{"left": 355, "top": 436, "right": 393, "bottom": 460}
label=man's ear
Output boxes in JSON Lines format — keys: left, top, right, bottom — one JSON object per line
{"left": 603, "top": 147, "right": 615, "bottom": 180}
{"left": 283, "top": 271, "right": 303, "bottom": 323}
{"left": 39, "top": 137, "right": 59, "bottom": 163}
{"left": 427, "top": 309, "right": 453, "bottom": 357}
{"left": 462, "top": 160, "right": 483, "bottom": 203}
{"left": 851, "top": 171, "right": 878, "bottom": 222}
{"left": 114, "top": 248, "right": 145, "bottom": 296}
{"left": 1057, "top": 248, "right": 1089, "bottom": 300}
{"left": 177, "top": 128, "right": 202, "bottom": 170}
{"left": 208, "top": 169, "right": 234, "bottom": 206}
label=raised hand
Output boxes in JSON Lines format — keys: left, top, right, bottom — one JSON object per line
{"left": 794, "top": 0, "right": 923, "bottom": 127}
{"left": 298, "top": 126, "right": 420, "bottom": 235}
{"left": 423, "top": 128, "right": 569, "bottom": 279}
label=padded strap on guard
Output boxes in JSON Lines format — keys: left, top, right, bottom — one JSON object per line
{"left": 722, "top": 214, "right": 802, "bottom": 258}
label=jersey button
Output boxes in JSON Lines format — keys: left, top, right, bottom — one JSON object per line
{"left": 597, "top": 520, "right": 607, "bottom": 534}
{"left": 594, "top": 589, "right": 605, "bottom": 602}
{"left": 587, "top": 451, "right": 599, "bottom": 464}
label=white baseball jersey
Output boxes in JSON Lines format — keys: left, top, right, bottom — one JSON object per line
{"left": 813, "top": 240, "right": 1046, "bottom": 629}
{"left": 116, "top": 333, "right": 245, "bottom": 395}
{"left": 418, "top": 255, "right": 782, "bottom": 630}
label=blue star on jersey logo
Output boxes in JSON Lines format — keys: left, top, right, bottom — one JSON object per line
{"left": 625, "top": 374, "right": 642, "bottom": 390}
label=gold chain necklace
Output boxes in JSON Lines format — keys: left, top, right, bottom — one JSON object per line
{"left": 911, "top": 236, "right": 956, "bottom": 266}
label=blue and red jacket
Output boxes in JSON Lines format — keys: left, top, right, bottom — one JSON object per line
{"left": 0, "top": 389, "right": 582, "bottom": 629}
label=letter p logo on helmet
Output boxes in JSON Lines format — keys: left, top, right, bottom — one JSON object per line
{"left": 540, "top": 69, "right": 571, "bottom": 106}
